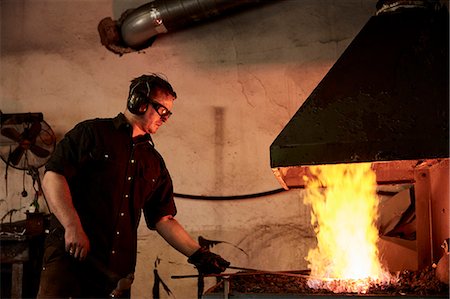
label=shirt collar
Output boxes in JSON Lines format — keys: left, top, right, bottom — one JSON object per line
{"left": 133, "top": 133, "right": 153, "bottom": 145}
{"left": 113, "top": 113, "right": 129, "bottom": 129}
{"left": 113, "top": 113, "right": 155, "bottom": 146}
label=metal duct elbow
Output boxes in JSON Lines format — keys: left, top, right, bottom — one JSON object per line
{"left": 120, "top": 2, "right": 167, "bottom": 49}
{"left": 120, "top": 0, "right": 264, "bottom": 49}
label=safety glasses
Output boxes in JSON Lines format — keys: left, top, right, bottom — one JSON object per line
{"left": 149, "top": 101, "right": 172, "bottom": 119}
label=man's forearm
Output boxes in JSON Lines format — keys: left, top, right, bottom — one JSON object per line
{"left": 43, "top": 171, "right": 90, "bottom": 259}
{"left": 42, "top": 171, "right": 82, "bottom": 231}
{"left": 155, "top": 215, "right": 200, "bottom": 257}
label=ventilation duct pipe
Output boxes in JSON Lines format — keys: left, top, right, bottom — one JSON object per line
{"left": 119, "top": 0, "right": 264, "bottom": 49}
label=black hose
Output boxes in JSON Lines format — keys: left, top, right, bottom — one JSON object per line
{"left": 174, "top": 188, "right": 286, "bottom": 200}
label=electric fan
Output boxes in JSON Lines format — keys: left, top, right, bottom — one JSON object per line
{"left": 0, "top": 112, "right": 56, "bottom": 170}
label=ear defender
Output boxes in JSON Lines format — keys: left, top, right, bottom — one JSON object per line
{"left": 127, "top": 81, "right": 152, "bottom": 115}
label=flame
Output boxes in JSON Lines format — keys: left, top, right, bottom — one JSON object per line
{"left": 303, "top": 162, "right": 391, "bottom": 293}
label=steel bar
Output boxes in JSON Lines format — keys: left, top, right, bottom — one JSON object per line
{"left": 171, "top": 267, "right": 311, "bottom": 280}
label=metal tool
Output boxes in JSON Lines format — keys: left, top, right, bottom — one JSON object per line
{"left": 110, "top": 273, "right": 135, "bottom": 298}
{"left": 171, "top": 265, "right": 311, "bottom": 279}
{"left": 224, "top": 265, "right": 311, "bottom": 277}
{"left": 228, "top": 265, "right": 274, "bottom": 272}
{"left": 85, "top": 255, "right": 134, "bottom": 298}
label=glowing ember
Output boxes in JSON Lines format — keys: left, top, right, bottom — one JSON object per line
{"left": 303, "top": 162, "right": 392, "bottom": 293}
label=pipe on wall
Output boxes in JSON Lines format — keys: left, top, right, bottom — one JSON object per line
{"left": 120, "top": 0, "right": 264, "bottom": 49}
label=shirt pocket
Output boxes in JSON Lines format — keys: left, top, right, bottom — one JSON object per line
{"left": 86, "top": 148, "right": 123, "bottom": 185}
{"left": 89, "top": 148, "right": 118, "bottom": 172}
{"left": 89, "top": 148, "right": 113, "bottom": 164}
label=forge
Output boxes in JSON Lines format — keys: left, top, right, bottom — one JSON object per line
{"left": 205, "top": 0, "right": 449, "bottom": 297}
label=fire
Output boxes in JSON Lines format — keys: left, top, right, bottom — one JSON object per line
{"left": 303, "top": 162, "right": 392, "bottom": 293}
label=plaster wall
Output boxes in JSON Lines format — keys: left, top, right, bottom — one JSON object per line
{"left": 0, "top": 0, "right": 375, "bottom": 298}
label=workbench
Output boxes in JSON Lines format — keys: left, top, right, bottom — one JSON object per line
{"left": 1, "top": 217, "right": 45, "bottom": 298}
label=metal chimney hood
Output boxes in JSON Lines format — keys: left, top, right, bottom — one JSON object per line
{"left": 270, "top": 0, "right": 449, "bottom": 189}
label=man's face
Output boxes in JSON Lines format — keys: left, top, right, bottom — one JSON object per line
{"left": 139, "top": 90, "right": 175, "bottom": 134}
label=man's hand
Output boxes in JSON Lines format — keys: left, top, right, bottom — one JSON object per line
{"left": 188, "top": 247, "right": 230, "bottom": 274}
{"left": 65, "top": 224, "right": 90, "bottom": 261}
{"left": 42, "top": 171, "right": 90, "bottom": 261}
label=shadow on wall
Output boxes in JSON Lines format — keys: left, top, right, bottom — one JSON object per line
{"left": 235, "top": 223, "right": 316, "bottom": 270}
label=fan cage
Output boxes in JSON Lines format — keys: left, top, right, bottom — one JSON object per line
{"left": 0, "top": 113, "right": 56, "bottom": 171}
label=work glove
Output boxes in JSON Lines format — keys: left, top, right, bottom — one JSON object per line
{"left": 187, "top": 247, "right": 230, "bottom": 274}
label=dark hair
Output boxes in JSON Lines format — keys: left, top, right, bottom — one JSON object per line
{"left": 129, "top": 74, "right": 177, "bottom": 100}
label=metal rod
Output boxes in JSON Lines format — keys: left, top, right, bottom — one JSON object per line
{"left": 171, "top": 266, "right": 311, "bottom": 279}
{"left": 227, "top": 265, "right": 264, "bottom": 272}
{"left": 228, "top": 265, "right": 311, "bottom": 276}
{"left": 223, "top": 278, "right": 229, "bottom": 299}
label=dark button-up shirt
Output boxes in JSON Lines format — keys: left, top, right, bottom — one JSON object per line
{"left": 46, "top": 113, "right": 177, "bottom": 277}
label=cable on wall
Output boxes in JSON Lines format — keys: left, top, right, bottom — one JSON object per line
{"left": 174, "top": 188, "right": 286, "bottom": 200}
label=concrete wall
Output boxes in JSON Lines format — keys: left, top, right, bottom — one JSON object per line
{"left": 0, "top": 0, "right": 375, "bottom": 298}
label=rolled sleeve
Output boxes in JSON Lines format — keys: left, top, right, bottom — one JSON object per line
{"left": 45, "top": 122, "right": 93, "bottom": 179}
{"left": 143, "top": 169, "right": 177, "bottom": 229}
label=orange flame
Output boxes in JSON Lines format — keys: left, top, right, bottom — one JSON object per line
{"left": 303, "top": 162, "right": 391, "bottom": 293}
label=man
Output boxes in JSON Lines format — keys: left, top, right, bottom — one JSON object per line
{"left": 37, "top": 74, "right": 229, "bottom": 298}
